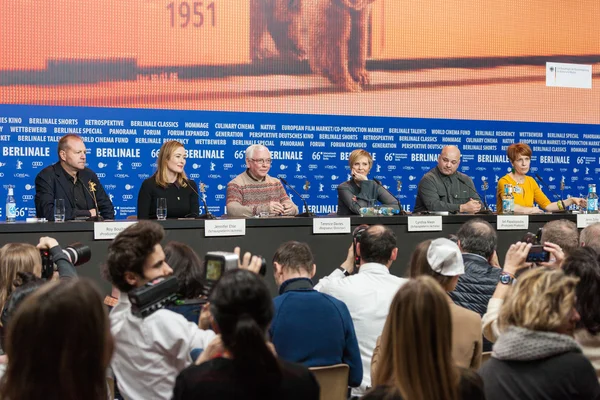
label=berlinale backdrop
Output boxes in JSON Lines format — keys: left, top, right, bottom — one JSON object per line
{"left": 0, "top": 0, "right": 599, "bottom": 219}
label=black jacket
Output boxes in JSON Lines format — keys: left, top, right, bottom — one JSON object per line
{"left": 35, "top": 162, "right": 115, "bottom": 221}
{"left": 449, "top": 253, "right": 501, "bottom": 316}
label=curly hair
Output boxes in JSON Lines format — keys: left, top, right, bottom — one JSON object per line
{"left": 499, "top": 267, "right": 579, "bottom": 332}
{"left": 104, "top": 221, "right": 164, "bottom": 292}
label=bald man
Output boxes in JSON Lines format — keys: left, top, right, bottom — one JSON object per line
{"left": 414, "top": 146, "right": 482, "bottom": 213}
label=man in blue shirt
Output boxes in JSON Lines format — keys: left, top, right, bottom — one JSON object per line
{"left": 269, "top": 241, "right": 363, "bottom": 388}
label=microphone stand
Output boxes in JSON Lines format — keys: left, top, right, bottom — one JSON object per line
{"left": 279, "top": 177, "right": 315, "bottom": 217}
{"left": 85, "top": 181, "right": 104, "bottom": 221}
{"left": 188, "top": 180, "right": 216, "bottom": 220}
{"left": 373, "top": 178, "right": 407, "bottom": 215}
{"left": 535, "top": 173, "right": 569, "bottom": 213}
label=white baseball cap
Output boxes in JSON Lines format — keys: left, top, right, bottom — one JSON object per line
{"left": 426, "top": 238, "right": 465, "bottom": 276}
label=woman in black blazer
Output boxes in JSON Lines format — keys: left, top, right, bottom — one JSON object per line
{"left": 137, "top": 141, "right": 199, "bottom": 219}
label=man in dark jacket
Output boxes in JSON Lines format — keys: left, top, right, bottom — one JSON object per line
{"left": 35, "top": 134, "right": 114, "bottom": 221}
{"left": 450, "top": 219, "right": 501, "bottom": 315}
{"left": 270, "top": 241, "right": 363, "bottom": 388}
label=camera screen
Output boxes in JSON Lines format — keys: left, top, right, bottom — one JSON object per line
{"left": 526, "top": 249, "right": 550, "bottom": 263}
{"left": 206, "top": 259, "right": 223, "bottom": 281}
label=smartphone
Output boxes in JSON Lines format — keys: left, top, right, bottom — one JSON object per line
{"left": 526, "top": 245, "right": 550, "bottom": 263}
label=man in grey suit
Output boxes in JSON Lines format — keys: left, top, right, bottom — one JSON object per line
{"left": 414, "top": 145, "right": 481, "bottom": 213}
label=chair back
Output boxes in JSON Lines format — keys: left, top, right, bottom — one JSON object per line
{"left": 309, "top": 363, "right": 349, "bottom": 400}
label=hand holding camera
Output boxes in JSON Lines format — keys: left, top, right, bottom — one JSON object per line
{"left": 535, "top": 242, "right": 565, "bottom": 269}
{"left": 233, "top": 246, "right": 265, "bottom": 275}
{"left": 503, "top": 242, "right": 532, "bottom": 275}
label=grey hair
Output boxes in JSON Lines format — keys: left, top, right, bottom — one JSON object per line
{"left": 245, "top": 144, "right": 270, "bottom": 160}
{"left": 581, "top": 222, "right": 600, "bottom": 254}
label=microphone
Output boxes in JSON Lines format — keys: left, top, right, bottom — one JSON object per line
{"left": 534, "top": 173, "right": 569, "bottom": 213}
{"left": 85, "top": 180, "right": 104, "bottom": 221}
{"left": 372, "top": 178, "right": 407, "bottom": 215}
{"left": 186, "top": 179, "right": 216, "bottom": 220}
{"left": 455, "top": 175, "right": 492, "bottom": 214}
{"left": 278, "top": 177, "right": 315, "bottom": 218}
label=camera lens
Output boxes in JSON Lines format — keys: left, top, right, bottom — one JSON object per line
{"left": 62, "top": 242, "right": 91, "bottom": 266}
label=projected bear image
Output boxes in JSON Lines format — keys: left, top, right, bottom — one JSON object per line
{"left": 0, "top": 0, "right": 599, "bottom": 124}
{"left": 304, "top": 0, "right": 375, "bottom": 92}
{"left": 251, "top": 0, "right": 306, "bottom": 61}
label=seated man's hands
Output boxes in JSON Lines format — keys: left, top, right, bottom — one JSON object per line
{"left": 459, "top": 199, "right": 482, "bottom": 214}
{"left": 282, "top": 202, "right": 296, "bottom": 216}
{"left": 269, "top": 201, "right": 285, "bottom": 215}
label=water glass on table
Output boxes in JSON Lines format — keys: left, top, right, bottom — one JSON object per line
{"left": 156, "top": 198, "right": 167, "bottom": 220}
{"left": 54, "top": 199, "right": 66, "bottom": 222}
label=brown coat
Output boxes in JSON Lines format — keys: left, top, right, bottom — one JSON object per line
{"left": 371, "top": 298, "right": 482, "bottom": 379}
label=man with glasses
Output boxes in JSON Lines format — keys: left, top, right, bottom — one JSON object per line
{"left": 414, "top": 145, "right": 482, "bottom": 213}
{"left": 226, "top": 144, "right": 298, "bottom": 217}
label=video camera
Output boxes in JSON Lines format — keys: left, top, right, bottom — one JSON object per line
{"left": 127, "top": 251, "right": 267, "bottom": 318}
{"left": 40, "top": 242, "right": 91, "bottom": 279}
{"left": 352, "top": 224, "right": 369, "bottom": 272}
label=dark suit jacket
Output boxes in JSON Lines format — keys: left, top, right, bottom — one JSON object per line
{"left": 35, "top": 162, "right": 115, "bottom": 221}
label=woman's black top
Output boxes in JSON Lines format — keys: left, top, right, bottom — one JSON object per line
{"left": 173, "top": 357, "right": 320, "bottom": 400}
{"left": 137, "top": 176, "right": 199, "bottom": 219}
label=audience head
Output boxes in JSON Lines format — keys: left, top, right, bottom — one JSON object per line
{"left": 245, "top": 144, "right": 272, "bottom": 179}
{"left": 0, "top": 243, "right": 42, "bottom": 310}
{"left": 540, "top": 219, "right": 579, "bottom": 256}
{"left": 358, "top": 225, "right": 398, "bottom": 267}
{"left": 409, "top": 238, "right": 464, "bottom": 292}
{"left": 272, "top": 241, "right": 315, "bottom": 286}
{"left": 373, "top": 276, "right": 459, "bottom": 400}
{"left": 104, "top": 221, "right": 172, "bottom": 293}
{"left": 0, "top": 279, "right": 112, "bottom": 400}
{"left": 580, "top": 222, "right": 600, "bottom": 254}
{"left": 164, "top": 241, "right": 205, "bottom": 299}
{"left": 499, "top": 268, "right": 579, "bottom": 336}
{"left": 209, "top": 269, "right": 280, "bottom": 388}
{"left": 456, "top": 218, "right": 497, "bottom": 260}
{"left": 0, "top": 272, "right": 45, "bottom": 350}
{"left": 155, "top": 140, "right": 188, "bottom": 188}
{"left": 562, "top": 247, "right": 600, "bottom": 335}
{"left": 437, "top": 145, "right": 461, "bottom": 176}
{"left": 57, "top": 134, "right": 86, "bottom": 172}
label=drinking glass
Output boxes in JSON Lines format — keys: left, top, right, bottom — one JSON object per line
{"left": 54, "top": 199, "right": 66, "bottom": 222}
{"left": 156, "top": 198, "right": 167, "bottom": 220}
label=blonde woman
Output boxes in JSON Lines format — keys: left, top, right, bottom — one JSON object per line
{"left": 137, "top": 140, "right": 199, "bottom": 219}
{"left": 364, "top": 276, "right": 484, "bottom": 400}
{"left": 337, "top": 149, "right": 398, "bottom": 215}
{"left": 480, "top": 268, "right": 600, "bottom": 399}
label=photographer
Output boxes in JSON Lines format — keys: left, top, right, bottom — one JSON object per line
{"left": 482, "top": 241, "right": 565, "bottom": 343}
{"left": 0, "top": 237, "right": 76, "bottom": 315}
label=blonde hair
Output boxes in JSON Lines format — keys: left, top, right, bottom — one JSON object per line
{"left": 0, "top": 243, "right": 42, "bottom": 312}
{"left": 154, "top": 141, "right": 188, "bottom": 188}
{"left": 373, "top": 276, "right": 459, "bottom": 400}
{"left": 499, "top": 267, "right": 579, "bottom": 332}
{"left": 348, "top": 149, "right": 373, "bottom": 169}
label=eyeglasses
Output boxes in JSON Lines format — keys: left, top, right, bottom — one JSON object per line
{"left": 251, "top": 158, "right": 272, "bottom": 165}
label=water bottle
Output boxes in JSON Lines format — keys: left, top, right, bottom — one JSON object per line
{"left": 6, "top": 187, "right": 16, "bottom": 222}
{"left": 501, "top": 184, "right": 514, "bottom": 215}
{"left": 379, "top": 207, "right": 401, "bottom": 216}
{"left": 587, "top": 184, "right": 598, "bottom": 214}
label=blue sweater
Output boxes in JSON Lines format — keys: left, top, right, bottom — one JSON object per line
{"left": 270, "top": 278, "right": 363, "bottom": 387}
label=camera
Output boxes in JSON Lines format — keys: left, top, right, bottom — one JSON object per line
{"left": 352, "top": 224, "right": 369, "bottom": 272}
{"left": 40, "top": 242, "right": 91, "bottom": 279}
{"left": 525, "top": 245, "right": 551, "bottom": 263}
{"left": 202, "top": 251, "right": 267, "bottom": 290}
{"left": 129, "top": 276, "right": 180, "bottom": 318}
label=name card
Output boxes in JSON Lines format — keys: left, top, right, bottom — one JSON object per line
{"left": 497, "top": 215, "right": 529, "bottom": 230}
{"left": 313, "top": 218, "right": 351, "bottom": 234}
{"left": 205, "top": 219, "right": 246, "bottom": 237}
{"left": 577, "top": 214, "right": 600, "bottom": 228}
{"left": 94, "top": 221, "right": 137, "bottom": 240}
{"left": 407, "top": 216, "right": 442, "bottom": 232}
